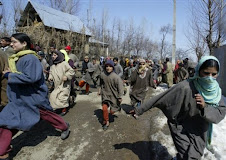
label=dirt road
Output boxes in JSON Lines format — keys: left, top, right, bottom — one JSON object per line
{"left": 10, "top": 85, "right": 175, "bottom": 160}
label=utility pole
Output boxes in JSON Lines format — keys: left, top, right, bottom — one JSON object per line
{"left": 172, "top": 0, "right": 176, "bottom": 65}
{"left": 102, "top": 10, "right": 105, "bottom": 57}
{"left": 0, "top": 1, "right": 2, "bottom": 24}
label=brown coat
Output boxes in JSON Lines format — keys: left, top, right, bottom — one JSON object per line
{"left": 0, "top": 46, "right": 15, "bottom": 57}
{"left": 99, "top": 71, "right": 123, "bottom": 112}
{"left": 0, "top": 53, "right": 9, "bottom": 106}
{"left": 129, "top": 68, "right": 154, "bottom": 104}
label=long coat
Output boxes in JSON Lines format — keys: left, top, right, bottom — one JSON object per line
{"left": 0, "top": 54, "right": 52, "bottom": 131}
{"left": 0, "top": 53, "right": 9, "bottom": 106}
{"left": 99, "top": 71, "right": 123, "bottom": 112}
{"left": 135, "top": 80, "right": 226, "bottom": 159}
{"left": 165, "top": 61, "right": 174, "bottom": 87}
{"left": 49, "top": 61, "right": 75, "bottom": 109}
{"left": 129, "top": 68, "right": 154, "bottom": 103}
{"left": 0, "top": 46, "right": 15, "bottom": 57}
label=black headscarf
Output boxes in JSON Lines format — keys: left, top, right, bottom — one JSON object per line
{"left": 53, "top": 50, "right": 65, "bottom": 64}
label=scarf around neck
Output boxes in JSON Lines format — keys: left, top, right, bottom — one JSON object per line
{"left": 190, "top": 56, "right": 221, "bottom": 105}
{"left": 190, "top": 56, "right": 222, "bottom": 148}
{"left": 8, "top": 50, "right": 40, "bottom": 73}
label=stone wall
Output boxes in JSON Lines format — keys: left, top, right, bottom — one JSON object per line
{"left": 214, "top": 45, "right": 226, "bottom": 96}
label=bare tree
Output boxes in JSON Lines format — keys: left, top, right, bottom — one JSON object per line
{"left": 0, "top": 2, "right": 10, "bottom": 36}
{"left": 185, "top": 4, "right": 208, "bottom": 61}
{"left": 191, "top": 0, "right": 226, "bottom": 55}
{"left": 176, "top": 48, "right": 189, "bottom": 61}
{"left": 159, "top": 24, "right": 172, "bottom": 60}
{"left": 122, "top": 18, "right": 135, "bottom": 56}
{"left": 48, "top": 0, "right": 81, "bottom": 15}
{"left": 133, "top": 28, "right": 145, "bottom": 56}
{"left": 143, "top": 39, "right": 159, "bottom": 60}
{"left": 12, "top": 0, "right": 23, "bottom": 32}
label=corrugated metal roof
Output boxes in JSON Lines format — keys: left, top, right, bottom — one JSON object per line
{"left": 25, "top": 1, "right": 92, "bottom": 36}
{"left": 89, "top": 38, "right": 108, "bottom": 46}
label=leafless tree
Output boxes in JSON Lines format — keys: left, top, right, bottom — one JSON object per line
{"left": 143, "top": 39, "right": 159, "bottom": 60}
{"left": 0, "top": 2, "right": 10, "bottom": 36}
{"left": 133, "top": 28, "right": 145, "bottom": 56}
{"left": 48, "top": 0, "right": 81, "bottom": 16}
{"left": 12, "top": 0, "right": 23, "bottom": 32}
{"left": 122, "top": 18, "right": 135, "bottom": 56}
{"left": 185, "top": 4, "right": 208, "bottom": 61}
{"left": 159, "top": 24, "right": 172, "bottom": 60}
{"left": 191, "top": 0, "right": 226, "bottom": 55}
{"left": 175, "top": 48, "right": 189, "bottom": 61}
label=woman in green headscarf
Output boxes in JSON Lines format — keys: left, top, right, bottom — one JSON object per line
{"left": 131, "top": 56, "right": 226, "bottom": 160}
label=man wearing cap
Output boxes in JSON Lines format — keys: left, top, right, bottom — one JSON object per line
{"left": 98, "top": 60, "right": 123, "bottom": 130}
{"left": 65, "top": 45, "right": 79, "bottom": 68}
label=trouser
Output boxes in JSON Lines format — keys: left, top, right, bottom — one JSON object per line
{"left": 102, "top": 104, "right": 115, "bottom": 124}
{"left": 168, "top": 121, "right": 204, "bottom": 160}
{"left": 79, "top": 80, "right": 89, "bottom": 93}
{"left": 0, "top": 108, "right": 68, "bottom": 156}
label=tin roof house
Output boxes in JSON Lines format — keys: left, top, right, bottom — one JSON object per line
{"left": 17, "top": 0, "right": 93, "bottom": 57}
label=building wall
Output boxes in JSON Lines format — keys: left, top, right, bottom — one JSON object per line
{"left": 214, "top": 45, "right": 226, "bottom": 96}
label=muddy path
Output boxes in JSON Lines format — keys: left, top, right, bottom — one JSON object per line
{"left": 10, "top": 86, "right": 174, "bottom": 160}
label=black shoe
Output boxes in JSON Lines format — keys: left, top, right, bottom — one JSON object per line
{"left": 61, "top": 123, "right": 70, "bottom": 140}
{"left": 102, "top": 125, "right": 109, "bottom": 131}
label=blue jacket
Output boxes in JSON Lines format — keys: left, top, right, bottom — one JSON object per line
{"left": 0, "top": 54, "right": 52, "bottom": 131}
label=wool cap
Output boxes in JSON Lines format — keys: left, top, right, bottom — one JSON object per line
{"left": 65, "top": 45, "right": 71, "bottom": 51}
{"left": 105, "top": 60, "right": 114, "bottom": 68}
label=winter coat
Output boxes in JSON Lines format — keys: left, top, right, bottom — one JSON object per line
{"left": 81, "top": 62, "right": 96, "bottom": 84}
{"left": 0, "top": 46, "right": 15, "bottom": 57}
{"left": 99, "top": 71, "right": 124, "bottom": 112}
{"left": 0, "top": 54, "right": 52, "bottom": 131}
{"left": 92, "top": 63, "right": 103, "bottom": 81}
{"left": 82, "top": 61, "right": 89, "bottom": 75}
{"left": 135, "top": 80, "right": 226, "bottom": 159}
{"left": 175, "top": 67, "right": 189, "bottom": 83}
{"left": 114, "top": 63, "right": 123, "bottom": 78}
{"left": 49, "top": 61, "right": 75, "bottom": 109}
{"left": 0, "top": 53, "right": 9, "bottom": 106}
{"left": 164, "top": 61, "right": 173, "bottom": 87}
{"left": 68, "top": 54, "right": 79, "bottom": 67}
{"left": 129, "top": 68, "right": 154, "bottom": 103}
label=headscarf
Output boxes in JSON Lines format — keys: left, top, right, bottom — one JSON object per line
{"left": 53, "top": 51, "right": 65, "bottom": 64}
{"left": 190, "top": 56, "right": 221, "bottom": 148}
{"left": 8, "top": 50, "right": 40, "bottom": 73}
{"left": 190, "top": 56, "right": 221, "bottom": 105}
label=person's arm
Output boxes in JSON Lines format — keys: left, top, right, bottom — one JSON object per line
{"left": 199, "top": 96, "right": 226, "bottom": 124}
{"left": 182, "top": 67, "right": 189, "bottom": 80}
{"left": 8, "top": 55, "right": 43, "bottom": 84}
{"left": 64, "top": 62, "right": 75, "bottom": 81}
{"left": 117, "top": 76, "right": 124, "bottom": 98}
{"left": 135, "top": 83, "right": 185, "bottom": 118}
{"left": 118, "top": 65, "right": 124, "bottom": 78}
{"left": 148, "top": 70, "right": 155, "bottom": 88}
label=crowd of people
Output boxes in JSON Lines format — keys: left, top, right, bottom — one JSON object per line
{"left": 0, "top": 33, "right": 225, "bottom": 160}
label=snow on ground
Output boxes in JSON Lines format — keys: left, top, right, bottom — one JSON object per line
{"left": 202, "top": 108, "right": 226, "bottom": 160}
{"left": 153, "top": 84, "right": 226, "bottom": 160}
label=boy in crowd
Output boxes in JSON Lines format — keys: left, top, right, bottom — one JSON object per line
{"left": 98, "top": 60, "right": 123, "bottom": 130}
